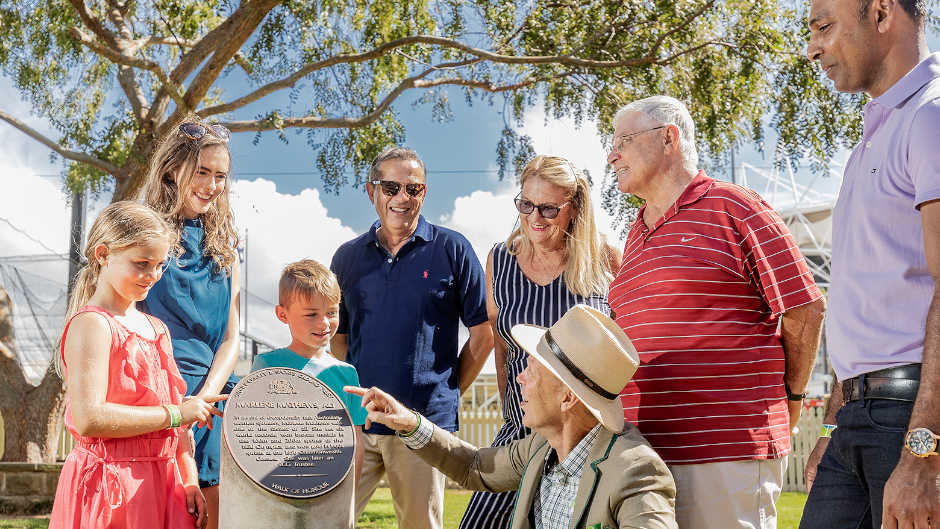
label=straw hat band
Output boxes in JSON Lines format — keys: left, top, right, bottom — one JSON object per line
{"left": 544, "top": 330, "right": 619, "bottom": 400}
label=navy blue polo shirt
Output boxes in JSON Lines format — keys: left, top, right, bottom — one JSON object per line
{"left": 330, "top": 216, "right": 488, "bottom": 435}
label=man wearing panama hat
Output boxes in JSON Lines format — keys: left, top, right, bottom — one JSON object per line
{"left": 346, "top": 305, "right": 677, "bottom": 529}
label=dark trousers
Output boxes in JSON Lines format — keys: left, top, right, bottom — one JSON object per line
{"left": 798, "top": 398, "right": 913, "bottom": 529}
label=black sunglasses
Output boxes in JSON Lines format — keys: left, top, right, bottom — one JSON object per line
{"left": 514, "top": 194, "right": 569, "bottom": 219}
{"left": 371, "top": 180, "right": 426, "bottom": 198}
{"left": 179, "top": 122, "right": 231, "bottom": 142}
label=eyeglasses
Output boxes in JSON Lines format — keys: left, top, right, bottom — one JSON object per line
{"left": 371, "top": 180, "right": 426, "bottom": 198}
{"left": 609, "top": 126, "right": 666, "bottom": 154}
{"left": 514, "top": 194, "right": 569, "bottom": 219}
{"left": 179, "top": 122, "right": 231, "bottom": 142}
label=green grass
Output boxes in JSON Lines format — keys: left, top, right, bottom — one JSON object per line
{"left": 0, "top": 490, "right": 808, "bottom": 529}
{"left": 0, "top": 518, "right": 47, "bottom": 529}
{"left": 356, "top": 488, "right": 474, "bottom": 528}
{"left": 778, "top": 492, "right": 808, "bottom": 529}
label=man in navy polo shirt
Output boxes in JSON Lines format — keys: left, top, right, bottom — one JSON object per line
{"left": 330, "top": 146, "right": 494, "bottom": 529}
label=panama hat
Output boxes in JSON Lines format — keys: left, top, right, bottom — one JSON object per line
{"left": 510, "top": 304, "right": 639, "bottom": 433}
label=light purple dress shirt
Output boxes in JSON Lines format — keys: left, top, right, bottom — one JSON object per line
{"left": 827, "top": 53, "right": 940, "bottom": 381}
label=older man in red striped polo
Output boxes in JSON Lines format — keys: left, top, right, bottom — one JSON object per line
{"left": 605, "top": 95, "right": 826, "bottom": 529}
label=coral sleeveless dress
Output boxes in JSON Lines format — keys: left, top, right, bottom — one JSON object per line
{"left": 50, "top": 306, "right": 192, "bottom": 529}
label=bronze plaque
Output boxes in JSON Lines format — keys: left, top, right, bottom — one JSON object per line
{"left": 223, "top": 367, "right": 356, "bottom": 499}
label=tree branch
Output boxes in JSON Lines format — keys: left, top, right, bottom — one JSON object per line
{"left": 138, "top": 36, "right": 253, "bottom": 74}
{"left": 199, "top": 38, "right": 483, "bottom": 117}
{"left": 198, "top": 33, "right": 655, "bottom": 118}
{"left": 0, "top": 110, "right": 119, "bottom": 175}
{"left": 219, "top": 63, "right": 569, "bottom": 132}
{"left": 653, "top": 40, "right": 738, "bottom": 65}
{"left": 647, "top": 0, "right": 718, "bottom": 57}
{"left": 159, "top": 0, "right": 281, "bottom": 135}
{"left": 67, "top": 0, "right": 119, "bottom": 47}
{"left": 106, "top": 1, "right": 149, "bottom": 122}
{"left": 69, "top": 27, "right": 186, "bottom": 112}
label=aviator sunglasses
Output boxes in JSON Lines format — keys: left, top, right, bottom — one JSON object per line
{"left": 179, "top": 122, "right": 231, "bottom": 142}
{"left": 514, "top": 193, "right": 569, "bottom": 219}
{"left": 371, "top": 180, "right": 426, "bottom": 198}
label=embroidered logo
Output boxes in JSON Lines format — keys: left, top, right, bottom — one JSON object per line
{"left": 423, "top": 270, "right": 428, "bottom": 279}
{"left": 680, "top": 236, "right": 695, "bottom": 243}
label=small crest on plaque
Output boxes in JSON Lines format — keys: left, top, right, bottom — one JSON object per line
{"left": 267, "top": 379, "right": 297, "bottom": 395}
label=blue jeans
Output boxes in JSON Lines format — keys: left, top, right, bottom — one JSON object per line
{"left": 798, "top": 397, "right": 913, "bottom": 529}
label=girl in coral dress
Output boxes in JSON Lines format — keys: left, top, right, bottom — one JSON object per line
{"left": 50, "top": 202, "right": 227, "bottom": 529}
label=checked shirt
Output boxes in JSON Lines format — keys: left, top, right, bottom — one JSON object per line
{"left": 401, "top": 417, "right": 604, "bottom": 529}
{"left": 534, "top": 425, "right": 601, "bottom": 529}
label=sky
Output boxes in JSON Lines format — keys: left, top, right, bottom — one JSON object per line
{"left": 1, "top": 29, "right": 937, "bottom": 377}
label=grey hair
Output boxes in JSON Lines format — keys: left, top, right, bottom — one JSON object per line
{"left": 368, "top": 146, "right": 427, "bottom": 183}
{"left": 614, "top": 95, "right": 699, "bottom": 167}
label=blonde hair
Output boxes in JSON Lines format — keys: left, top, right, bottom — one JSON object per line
{"left": 59, "top": 201, "right": 178, "bottom": 375}
{"left": 278, "top": 259, "right": 341, "bottom": 307}
{"left": 142, "top": 114, "right": 238, "bottom": 274}
{"left": 506, "top": 155, "right": 612, "bottom": 298}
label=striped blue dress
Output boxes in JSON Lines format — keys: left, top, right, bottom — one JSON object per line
{"left": 459, "top": 242, "right": 610, "bottom": 529}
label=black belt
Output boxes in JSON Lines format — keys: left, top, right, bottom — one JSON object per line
{"left": 842, "top": 364, "right": 921, "bottom": 403}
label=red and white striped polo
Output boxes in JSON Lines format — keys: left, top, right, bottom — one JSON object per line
{"left": 609, "top": 171, "right": 822, "bottom": 465}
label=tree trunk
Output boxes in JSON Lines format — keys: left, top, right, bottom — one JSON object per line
{"left": 0, "top": 286, "right": 68, "bottom": 464}
{"left": 111, "top": 126, "right": 158, "bottom": 203}
{"left": 0, "top": 365, "right": 66, "bottom": 463}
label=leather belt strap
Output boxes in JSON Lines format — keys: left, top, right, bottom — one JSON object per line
{"left": 842, "top": 363, "right": 922, "bottom": 403}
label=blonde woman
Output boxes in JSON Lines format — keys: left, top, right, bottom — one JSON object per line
{"left": 140, "top": 118, "right": 240, "bottom": 529}
{"left": 459, "top": 155, "right": 621, "bottom": 529}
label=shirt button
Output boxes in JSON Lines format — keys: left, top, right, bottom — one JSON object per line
{"left": 866, "top": 141, "right": 872, "bottom": 148}
{"left": 387, "top": 258, "right": 393, "bottom": 264}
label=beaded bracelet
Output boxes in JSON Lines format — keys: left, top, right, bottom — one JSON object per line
{"left": 820, "top": 423, "right": 837, "bottom": 438}
{"left": 163, "top": 404, "right": 182, "bottom": 429}
{"left": 400, "top": 410, "right": 422, "bottom": 438}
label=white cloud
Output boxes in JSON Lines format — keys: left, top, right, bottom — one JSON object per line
{"left": 437, "top": 188, "right": 518, "bottom": 265}
{"left": 229, "top": 178, "right": 358, "bottom": 349}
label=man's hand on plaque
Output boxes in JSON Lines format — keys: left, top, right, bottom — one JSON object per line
{"left": 344, "top": 386, "right": 419, "bottom": 432}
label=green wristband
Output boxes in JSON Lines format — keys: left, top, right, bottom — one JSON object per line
{"left": 163, "top": 404, "right": 182, "bottom": 429}
{"left": 820, "top": 423, "right": 836, "bottom": 438}
{"left": 401, "top": 410, "right": 421, "bottom": 437}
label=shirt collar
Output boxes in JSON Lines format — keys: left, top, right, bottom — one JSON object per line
{"left": 872, "top": 52, "right": 940, "bottom": 109}
{"left": 634, "top": 170, "right": 713, "bottom": 232}
{"left": 544, "top": 423, "right": 602, "bottom": 477}
{"left": 366, "top": 215, "right": 432, "bottom": 246}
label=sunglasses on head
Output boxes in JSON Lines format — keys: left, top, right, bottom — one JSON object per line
{"left": 371, "top": 180, "right": 426, "bottom": 198}
{"left": 514, "top": 193, "right": 569, "bottom": 219}
{"left": 179, "top": 122, "right": 231, "bottom": 142}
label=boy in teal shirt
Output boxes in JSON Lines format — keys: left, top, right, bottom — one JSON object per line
{"left": 250, "top": 259, "right": 367, "bottom": 486}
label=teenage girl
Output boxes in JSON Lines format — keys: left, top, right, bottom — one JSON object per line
{"left": 50, "top": 201, "right": 226, "bottom": 529}
{"left": 140, "top": 118, "right": 240, "bottom": 529}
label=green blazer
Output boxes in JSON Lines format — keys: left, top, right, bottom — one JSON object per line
{"left": 414, "top": 423, "right": 677, "bottom": 529}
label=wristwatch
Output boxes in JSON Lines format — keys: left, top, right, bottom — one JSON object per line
{"left": 905, "top": 427, "right": 940, "bottom": 458}
{"left": 784, "top": 382, "right": 806, "bottom": 402}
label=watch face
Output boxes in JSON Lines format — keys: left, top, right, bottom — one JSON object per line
{"left": 907, "top": 429, "right": 937, "bottom": 456}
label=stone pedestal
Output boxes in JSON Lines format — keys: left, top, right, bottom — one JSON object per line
{"left": 219, "top": 368, "right": 357, "bottom": 529}
{"left": 219, "top": 442, "right": 354, "bottom": 528}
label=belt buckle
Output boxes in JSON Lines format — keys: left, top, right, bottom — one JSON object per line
{"left": 842, "top": 377, "right": 860, "bottom": 402}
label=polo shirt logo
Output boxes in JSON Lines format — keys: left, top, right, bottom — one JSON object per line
{"left": 680, "top": 236, "right": 696, "bottom": 243}
{"left": 423, "top": 270, "right": 428, "bottom": 278}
